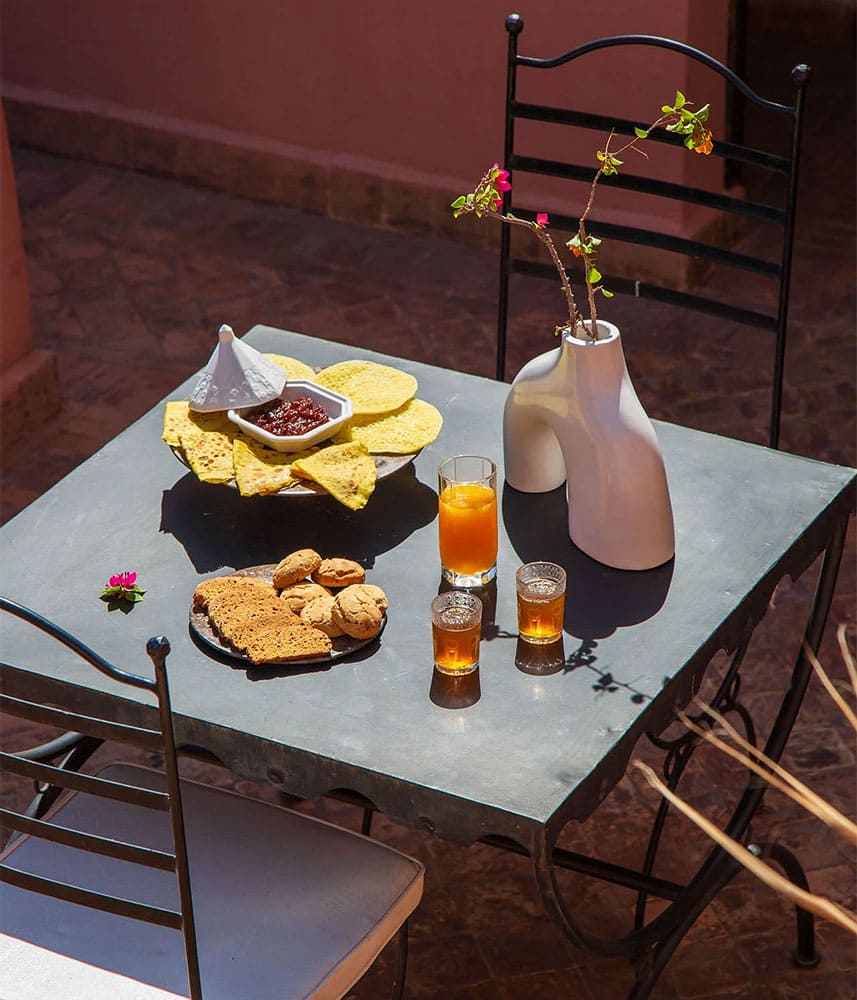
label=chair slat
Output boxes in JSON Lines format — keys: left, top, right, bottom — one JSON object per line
{"left": 1, "top": 753, "right": 170, "bottom": 811}
{"left": 509, "top": 154, "right": 786, "bottom": 224}
{"left": 0, "top": 808, "right": 177, "bottom": 872}
{"left": 511, "top": 208, "right": 782, "bottom": 278}
{"left": 510, "top": 101, "right": 792, "bottom": 173}
{"left": 0, "top": 865, "right": 183, "bottom": 930}
{"left": 0, "top": 692, "right": 164, "bottom": 752}
{"left": 509, "top": 258, "right": 778, "bottom": 331}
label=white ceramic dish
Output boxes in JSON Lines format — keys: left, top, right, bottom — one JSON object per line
{"left": 227, "top": 380, "right": 353, "bottom": 452}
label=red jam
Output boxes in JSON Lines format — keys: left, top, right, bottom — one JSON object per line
{"left": 245, "top": 396, "right": 330, "bottom": 437}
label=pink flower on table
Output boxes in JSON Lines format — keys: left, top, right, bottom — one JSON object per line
{"left": 536, "top": 212, "right": 549, "bottom": 227}
{"left": 101, "top": 570, "right": 145, "bottom": 608}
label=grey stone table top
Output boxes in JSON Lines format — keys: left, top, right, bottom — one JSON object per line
{"left": 2, "top": 326, "right": 854, "bottom": 848}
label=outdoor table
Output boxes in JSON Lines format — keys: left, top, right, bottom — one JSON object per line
{"left": 1, "top": 325, "right": 853, "bottom": 996}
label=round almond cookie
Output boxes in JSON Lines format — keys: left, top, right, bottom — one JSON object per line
{"left": 332, "top": 586, "right": 383, "bottom": 640}
{"left": 312, "top": 557, "right": 365, "bottom": 588}
{"left": 338, "top": 583, "right": 388, "bottom": 614}
{"left": 279, "top": 581, "right": 332, "bottom": 614}
{"left": 300, "top": 594, "right": 345, "bottom": 638}
{"left": 272, "top": 548, "right": 322, "bottom": 589}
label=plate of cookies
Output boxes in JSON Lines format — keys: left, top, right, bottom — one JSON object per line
{"left": 190, "top": 548, "right": 387, "bottom": 667}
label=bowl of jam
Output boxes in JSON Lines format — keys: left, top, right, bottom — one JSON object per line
{"left": 227, "top": 380, "right": 353, "bottom": 452}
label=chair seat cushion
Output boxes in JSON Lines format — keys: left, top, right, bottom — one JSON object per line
{"left": 0, "top": 763, "right": 423, "bottom": 999}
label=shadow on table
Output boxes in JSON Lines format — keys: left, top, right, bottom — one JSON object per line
{"left": 502, "top": 483, "right": 673, "bottom": 640}
{"left": 160, "top": 465, "right": 437, "bottom": 573}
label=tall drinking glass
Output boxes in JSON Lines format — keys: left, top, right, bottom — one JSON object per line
{"left": 438, "top": 456, "right": 498, "bottom": 587}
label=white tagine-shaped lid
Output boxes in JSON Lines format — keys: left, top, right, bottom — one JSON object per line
{"left": 189, "top": 324, "right": 287, "bottom": 412}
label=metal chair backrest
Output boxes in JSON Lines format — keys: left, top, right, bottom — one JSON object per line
{"left": 497, "top": 13, "right": 810, "bottom": 449}
{"left": 0, "top": 597, "right": 203, "bottom": 1000}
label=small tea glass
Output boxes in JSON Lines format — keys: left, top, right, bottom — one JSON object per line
{"left": 430, "top": 591, "right": 483, "bottom": 675}
{"left": 437, "top": 455, "right": 498, "bottom": 587}
{"left": 515, "top": 562, "right": 566, "bottom": 645}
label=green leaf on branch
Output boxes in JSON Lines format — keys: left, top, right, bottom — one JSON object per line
{"left": 675, "top": 90, "right": 686, "bottom": 108}
{"left": 588, "top": 267, "right": 602, "bottom": 284}
{"left": 601, "top": 288, "right": 614, "bottom": 298}
{"left": 451, "top": 196, "right": 466, "bottom": 209}
{"left": 634, "top": 127, "right": 649, "bottom": 138}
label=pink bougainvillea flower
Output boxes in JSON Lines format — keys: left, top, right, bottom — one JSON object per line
{"left": 101, "top": 570, "right": 145, "bottom": 608}
{"left": 536, "top": 212, "right": 549, "bottom": 226}
{"left": 491, "top": 163, "right": 512, "bottom": 192}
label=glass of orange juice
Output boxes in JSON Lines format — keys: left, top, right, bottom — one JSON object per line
{"left": 438, "top": 456, "right": 498, "bottom": 587}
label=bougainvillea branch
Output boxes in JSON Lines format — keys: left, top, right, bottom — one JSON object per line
{"left": 452, "top": 93, "right": 713, "bottom": 341}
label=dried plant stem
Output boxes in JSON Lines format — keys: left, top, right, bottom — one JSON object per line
{"left": 678, "top": 703, "right": 857, "bottom": 846}
{"left": 633, "top": 760, "right": 857, "bottom": 937}
{"left": 803, "top": 637, "right": 857, "bottom": 731}
{"left": 837, "top": 623, "right": 857, "bottom": 696}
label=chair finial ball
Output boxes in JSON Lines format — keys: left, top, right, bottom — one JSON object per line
{"left": 792, "top": 63, "right": 811, "bottom": 85}
{"left": 505, "top": 13, "right": 523, "bottom": 34}
{"left": 146, "top": 635, "right": 171, "bottom": 657}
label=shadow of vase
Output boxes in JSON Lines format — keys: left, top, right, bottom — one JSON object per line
{"left": 502, "top": 481, "right": 673, "bottom": 641}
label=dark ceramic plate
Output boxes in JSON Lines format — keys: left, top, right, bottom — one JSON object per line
{"left": 189, "top": 564, "right": 385, "bottom": 666}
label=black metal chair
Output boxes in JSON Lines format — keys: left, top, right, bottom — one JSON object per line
{"left": 0, "top": 598, "right": 423, "bottom": 1000}
{"left": 496, "top": 13, "right": 810, "bottom": 449}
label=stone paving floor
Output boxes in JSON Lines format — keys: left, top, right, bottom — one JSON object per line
{"left": 1, "top": 27, "right": 855, "bottom": 1000}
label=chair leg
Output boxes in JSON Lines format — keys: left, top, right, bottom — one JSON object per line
{"left": 389, "top": 920, "right": 410, "bottom": 1000}
{"left": 749, "top": 842, "right": 820, "bottom": 968}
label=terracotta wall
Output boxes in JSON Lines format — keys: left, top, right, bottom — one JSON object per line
{"left": 0, "top": 106, "right": 31, "bottom": 371}
{"left": 0, "top": 0, "right": 728, "bottom": 235}
{"left": 0, "top": 104, "right": 59, "bottom": 440}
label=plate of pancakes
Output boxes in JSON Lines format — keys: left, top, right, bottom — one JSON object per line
{"left": 164, "top": 355, "right": 443, "bottom": 510}
{"left": 190, "top": 549, "right": 388, "bottom": 667}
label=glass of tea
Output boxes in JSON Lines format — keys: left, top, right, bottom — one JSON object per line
{"left": 516, "top": 562, "right": 566, "bottom": 645}
{"left": 437, "top": 455, "right": 498, "bottom": 587}
{"left": 430, "top": 591, "right": 483, "bottom": 675}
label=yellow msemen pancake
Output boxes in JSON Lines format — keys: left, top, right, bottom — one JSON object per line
{"left": 313, "top": 360, "right": 417, "bottom": 417}
{"left": 336, "top": 398, "right": 442, "bottom": 454}
{"left": 290, "top": 441, "right": 377, "bottom": 510}
{"left": 180, "top": 426, "right": 235, "bottom": 484}
{"left": 263, "top": 354, "right": 317, "bottom": 381}
{"left": 162, "top": 401, "right": 232, "bottom": 447}
{"left": 232, "top": 438, "right": 318, "bottom": 496}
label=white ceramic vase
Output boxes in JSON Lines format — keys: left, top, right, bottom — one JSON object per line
{"left": 503, "top": 321, "right": 675, "bottom": 571}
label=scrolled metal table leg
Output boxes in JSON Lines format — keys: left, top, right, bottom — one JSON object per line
{"left": 749, "top": 842, "right": 820, "bottom": 968}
